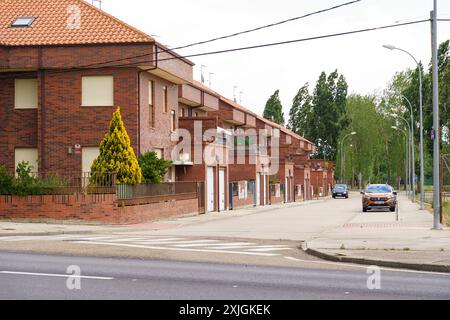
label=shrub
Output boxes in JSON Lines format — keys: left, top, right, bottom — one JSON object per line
{"left": 91, "top": 107, "right": 142, "bottom": 185}
{"left": 0, "top": 164, "right": 13, "bottom": 195}
{"left": 138, "top": 152, "right": 173, "bottom": 184}
{"left": 0, "top": 162, "right": 67, "bottom": 196}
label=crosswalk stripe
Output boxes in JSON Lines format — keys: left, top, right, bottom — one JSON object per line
{"left": 129, "top": 238, "right": 186, "bottom": 243}
{"left": 1, "top": 236, "right": 37, "bottom": 242}
{"left": 245, "top": 247, "right": 291, "bottom": 252}
{"left": 73, "top": 241, "right": 281, "bottom": 257}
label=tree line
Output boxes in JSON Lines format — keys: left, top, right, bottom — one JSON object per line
{"left": 262, "top": 40, "right": 449, "bottom": 187}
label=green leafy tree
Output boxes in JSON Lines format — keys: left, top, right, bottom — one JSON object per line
{"left": 263, "top": 90, "right": 285, "bottom": 125}
{"left": 288, "top": 83, "right": 312, "bottom": 136}
{"left": 91, "top": 107, "right": 142, "bottom": 185}
{"left": 138, "top": 152, "right": 173, "bottom": 184}
{"left": 302, "top": 70, "right": 349, "bottom": 160}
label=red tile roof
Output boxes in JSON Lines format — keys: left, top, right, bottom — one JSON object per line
{"left": 0, "top": 0, "right": 154, "bottom": 46}
{"left": 190, "top": 81, "right": 314, "bottom": 145}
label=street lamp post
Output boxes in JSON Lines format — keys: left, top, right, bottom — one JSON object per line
{"left": 391, "top": 113, "right": 414, "bottom": 201}
{"left": 340, "top": 132, "right": 357, "bottom": 184}
{"left": 392, "top": 126, "right": 410, "bottom": 196}
{"left": 400, "top": 95, "right": 416, "bottom": 200}
{"left": 383, "top": 44, "right": 425, "bottom": 210}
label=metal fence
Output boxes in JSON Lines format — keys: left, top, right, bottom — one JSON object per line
{"left": 2, "top": 172, "right": 117, "bottom": 195}
{"left": 117, "top": 181, "right": 204, "bottom": 208}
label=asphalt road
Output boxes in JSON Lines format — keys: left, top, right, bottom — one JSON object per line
{"left": 1, "top": 252, "right": 449, "bottom": 300}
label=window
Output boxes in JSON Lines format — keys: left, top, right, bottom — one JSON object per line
{"left": 248, "top": 180, "right": 256, "bottom": 195}
{"left": 14, "top": 79, "right": 38, "bottom": 109}
{"left": 154, "top": 148, "right": 164, "bottom": 160}
{"left": 170, "top": 110, "right": 176, "bottom": 132}
{"left": 148, "top": 81, "right": 154, "bottom": 127}
{"left": 15, "top": 148, "right": 38, "bottom": 174}
{"left": 11, "top": 17, "right": 35, "bottom": 27}
{"left": 162, "top": 86, "right": 168, "bottom": 113}
{"left": 179, "top": 108, "right": 184, "bottom": 118}
{"left": 82, "top": 147, "right": 100, "bottom": 174}
{"left": 81, "top": 76, "right": 114, "bottom": 107}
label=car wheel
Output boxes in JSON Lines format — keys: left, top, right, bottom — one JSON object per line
{"left": 363, "top": 207, "right": 367, "bottom": 213}
{"left": 390, "top": 207, "right": 396, "bottom": 212}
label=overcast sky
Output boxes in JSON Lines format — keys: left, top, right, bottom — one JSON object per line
{"left": 94, "top": 0, "right": 450, "bottom": 118}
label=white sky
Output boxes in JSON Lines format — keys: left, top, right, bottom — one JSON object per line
{"left": 95, "top": 0, "right": 450, "bottom": 118}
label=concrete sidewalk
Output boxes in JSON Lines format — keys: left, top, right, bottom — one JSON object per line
{"left": 306, "top": 195, "right": 450, "bottom": 272}
{"left": 0, "top": 199, "right": 325, "bottom": 237}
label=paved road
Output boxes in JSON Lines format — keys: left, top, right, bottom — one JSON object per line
{"left": 0, "top": 252, "right": 449, "bottom": 300}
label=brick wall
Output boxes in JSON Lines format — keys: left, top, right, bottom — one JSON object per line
{"left": 232, "top": 195, "right": 255, "bottom": 209}
{"left": 0, "top": 76, "right": 39, "bottom": 172}
{"left": 0, "top": 194, "right": 199, "bottom": 225}
{"left": 38, "top": 67, "right": 139, "bottom": 174}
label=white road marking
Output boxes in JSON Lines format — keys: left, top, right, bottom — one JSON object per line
{"left": 130, "top": 238, "right": 185, "bottom": 243}
{"left": 0, "top": 271, "right": 114, "bottom": 280}
{"left": 95, "top": 237, "right": 152, "bottom": 243}
{"left": 246, "top": 247, "right": 292, "bottom": 252}
{"left": 177, "top": 242, "right": 257, "bottom": 249}
{"left": 74, "top": 241, "right": 280, "bottom": 257}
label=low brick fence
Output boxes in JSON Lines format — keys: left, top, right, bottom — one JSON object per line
{"left": 0, "top": 194, "right": 199, "bottom": 225}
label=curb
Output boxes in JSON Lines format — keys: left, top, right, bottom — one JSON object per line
{"left": 304, "top": 245, "right": 450, "bottom": 274}
{"left": 0, "top": 230, "right": 107, "bottom": 237}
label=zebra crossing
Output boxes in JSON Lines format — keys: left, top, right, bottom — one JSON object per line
{"left": 0, "top": 234, "right": 293, "bottom": 257}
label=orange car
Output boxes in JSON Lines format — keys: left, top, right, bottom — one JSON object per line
{"left": 361, "top": 184, "right": 397, "bottom": 212}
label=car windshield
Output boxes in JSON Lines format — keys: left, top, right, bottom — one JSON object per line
{"left": 366, "top": 185, "right": 392, "bottom": 194}
{"left": 335, "top": 185, "right": 346, "bottom": 190}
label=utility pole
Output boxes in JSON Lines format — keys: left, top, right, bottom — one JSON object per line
{"left": 431, "top": 2, "right": 442, "bottom": 230}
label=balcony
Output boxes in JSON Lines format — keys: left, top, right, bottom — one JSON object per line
{"left": 172, "top": 152, "right": 194, "bottom": 166}
{"left": 242, "top": 114, "right": 256, "bottom": 128}
{"left": 146, "top": 43, "right": 193, "bottom": 84}
{"left": 223, "top": 108, "right": 245, "bottom": 126}
{"left": 178, "top": 84, "right": 219, "bottom": 112}
{"left": 179, "top": 84, "right": 202, "bottom": 107}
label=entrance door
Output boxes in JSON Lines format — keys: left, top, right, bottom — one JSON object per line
{"left": 255, "top": 174, "right": 261, "bottom": 206}
{"left": 285, "top": 177, "right": 289, "bottom": 203}
{"left": 219, "top": 168, "right": 226, "bottom": 211}
{"left": 207, "top": 167, "right": 215, "bottom": 212}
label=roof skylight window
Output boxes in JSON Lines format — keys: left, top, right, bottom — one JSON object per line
{"left": 11, "top": 17, "right": 36, "bottom": 27}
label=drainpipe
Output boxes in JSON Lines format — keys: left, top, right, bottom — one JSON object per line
{"left": 38, "top": 48, "right": 45, "bottom": 174}
{"left": 136, "top": 44, "right": 158, "bottom": 156}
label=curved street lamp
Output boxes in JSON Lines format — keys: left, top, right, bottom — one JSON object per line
{"left": 391, "top": 113, "right": 414, "bottom": 201}
{"left": 340, "top": 132, "right": 357, "bottom": 184}
{"left": 383, "top": 44, "right": 425, "bottom": 210}
{"left": 392, "top": 126, "right": 410, "bottom": 195}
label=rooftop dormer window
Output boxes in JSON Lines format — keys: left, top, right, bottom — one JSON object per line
{"left": 11, "top": 17, "right": 36, "bottom": 28}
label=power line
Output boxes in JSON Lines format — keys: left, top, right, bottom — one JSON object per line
{"left": 169, "top": 0, "right": 363, "bottom": 51}
{"left": 0, "top": 19, "right": 430, "bottom": 79}
{"left": 58, "top": 0, "right": 364, "bottom": 70}
{"left": 95, "top": 19, "right": 431, "bottom": 67}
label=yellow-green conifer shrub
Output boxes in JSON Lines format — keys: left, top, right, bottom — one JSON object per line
{"left": 91, "top": 107, "right": 142, "bottom": 185}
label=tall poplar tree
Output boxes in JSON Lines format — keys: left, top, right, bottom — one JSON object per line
{"left": 263, "top": 90, "right": 285, "bottom": 125}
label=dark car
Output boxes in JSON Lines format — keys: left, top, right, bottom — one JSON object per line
{"left": 361, "top": 184, "right": 397, "bottom": 212}
{"left": 332, "top": 184, "right": 349, "bottom": 199}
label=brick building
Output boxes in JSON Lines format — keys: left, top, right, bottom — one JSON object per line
{"left": 0, "top": 0, "right": 333, "bottom": 215}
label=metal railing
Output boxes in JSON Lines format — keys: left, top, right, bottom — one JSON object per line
{"left": 117, "top": 181, "right": 204, "bottom": 208}
{"left": 1, "top": 172, "right": 117, "bottom": 195}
